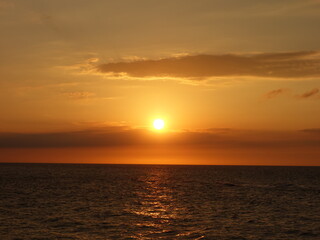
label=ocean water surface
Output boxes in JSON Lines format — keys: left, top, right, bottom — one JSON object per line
{"left": 0, "top": 163, "right": 319, "bottom": 239}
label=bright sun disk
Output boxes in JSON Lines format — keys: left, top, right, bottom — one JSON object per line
{"left": 153, "top": 119, "right": 165, "bottom": 130}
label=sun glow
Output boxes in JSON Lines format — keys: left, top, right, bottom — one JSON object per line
{"left": 153, "top": 119, "right": 165, "bottom": 130}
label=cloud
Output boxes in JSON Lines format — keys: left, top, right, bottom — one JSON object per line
{"left": 62, "top": 91, "right": 96, "bottom": 100}
{"left": 297, "top": 88, "right": 319, "bottom": 99}
{"left": 94, "top": 51, "right": 320, "bottom": 80}
{"left": 264, "top": 88, "right": 287, "bottom": 99}
{"left": 0, "top": 127, "right": 319, "bottom": 149}
{"left": 301, "top": 128, "right": 320, "bottom": 135}
{"left": 60, "top": 91, "right": 117, "bottom": 101}
{"left": 0, "top": 126, "right": 144, "bottom": 148}
{"left": 264, "top": 88, "right": 320, "bottom": 100}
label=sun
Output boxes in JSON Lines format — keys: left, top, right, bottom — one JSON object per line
{"left": 153, "top": 119, "right": 165, "bottom": 130}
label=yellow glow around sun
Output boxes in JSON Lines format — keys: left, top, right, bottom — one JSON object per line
{"left": 153, "top": 119, "right": 165, "bottom": 130}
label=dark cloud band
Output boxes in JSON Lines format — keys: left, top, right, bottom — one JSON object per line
{"left": 0, "top": 127, "right": 319, "bottom": 149}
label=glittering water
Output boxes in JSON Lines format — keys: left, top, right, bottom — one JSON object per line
{"left": 0, "top": 163, "right": 319, "bottom": 239}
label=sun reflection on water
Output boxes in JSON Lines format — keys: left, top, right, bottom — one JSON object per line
{"left": 126, "top": 167, "right": 181, "bottom": 238}
{"left": 133, "top": 168, "right": 177, "bottom": 218}
{"left": 121, "top": 166, "right": 207, "bottom": 239}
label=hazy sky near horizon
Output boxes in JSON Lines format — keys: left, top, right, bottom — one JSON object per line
{"left": 0, "top": 0, "right": 319, "bottom": 164}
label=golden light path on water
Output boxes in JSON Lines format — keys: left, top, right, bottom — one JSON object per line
{"left": 125, "top": 167, "right": 205, "bottom": 239}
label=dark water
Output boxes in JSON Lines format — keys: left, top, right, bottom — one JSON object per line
{"left": 0, "top": 163, "right": 319, "bottom": 240}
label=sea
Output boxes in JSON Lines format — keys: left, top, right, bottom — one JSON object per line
{"left": 0, "top": 163, "right": 319, "bottom": 240}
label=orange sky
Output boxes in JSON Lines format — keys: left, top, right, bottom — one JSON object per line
{"left": 0, "top": 0, "right": 319, "bottom": 165}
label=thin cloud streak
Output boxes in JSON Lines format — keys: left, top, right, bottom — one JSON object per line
{"left": 62, "top": 91, "right": 96, "bottom": 100}
{"left": 264, "top": 88, "right": 287, "bottom": 99}
{"left": 264, "top": 88, "right": 320, "bottom": 100}
{"left": 298, "top": 88, "right": 319, "bottom": 99}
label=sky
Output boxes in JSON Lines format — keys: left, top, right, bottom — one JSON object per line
{"left": 0, "top": 0, "right": 319, "bottom": 165}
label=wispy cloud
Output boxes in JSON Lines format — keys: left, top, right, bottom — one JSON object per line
{"left": 60, "top": 91, "right": 118, "bottom": 102}
{"left": 297, "top": 88, "right": 319, "bottom": 99}
{"left": 264, "top": 88, "right": 320, "bottom": 100}
{"left": 93, "top": 51, "right": 320, "bottom": 81}
{"left": 264, "top": 88, "right": 288, "bottom": 99}
{"left": 61, "top": 91, "right": 96, "bottom": 100}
